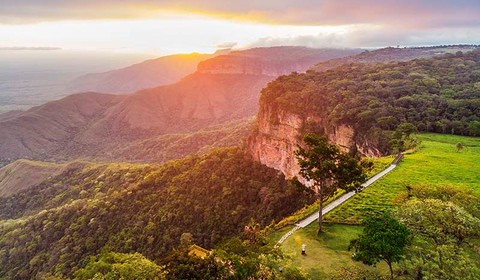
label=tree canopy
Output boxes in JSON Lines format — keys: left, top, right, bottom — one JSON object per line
{"left": 261, "top": 50, "right": 480, "bottom": 154}
{"left": 349, "top": 212, "right": 410, "bottom": 279}
{"left": 0, "top": 148, "right": 314, "bottom": 279}
{"left": 394, "top": 185, "right": 480, "bottom": 279}
{"left": 74, "top": 252, "right": 166, "bottom": 280}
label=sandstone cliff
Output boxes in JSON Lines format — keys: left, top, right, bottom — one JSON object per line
{"left": 246, "top": 102, "right": 382, "bottom": 180}
{"left": 198, "top": 47, "right": 361, "bottom": 76}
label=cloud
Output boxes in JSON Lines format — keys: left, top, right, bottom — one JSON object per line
{"left": 2, "top": 1, "right": 479, "bottom": 50}
{"left": 0, "top": 46, "right": 61, "bottom": 51}
{"left": 216, "top": 42, "right": 237, "bottom": 49}
{"left": 247, "top": 25, "right": 480, "bottom": 49}
{"left": 1, "top": 0, "right": 479, "bottom": 30}
{"left": 249, "top": 33, "right": 345, "bottom": 49}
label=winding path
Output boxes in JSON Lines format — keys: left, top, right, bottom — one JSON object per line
{"left": 276, "top": 155, "right": 402, "bottom": 247}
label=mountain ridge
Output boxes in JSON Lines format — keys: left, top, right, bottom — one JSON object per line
{"left": 0, "top": 46, "right": 358, "bottom": 165}
{"left": 311, "top": 45, "right": 480, "bottom": 72}
{"left": 67, "top": 53, "right": 215, "bottom": 94}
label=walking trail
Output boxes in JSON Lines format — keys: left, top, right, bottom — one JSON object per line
{"left": 276, "top": 154, "right": 403, "bottom": 247}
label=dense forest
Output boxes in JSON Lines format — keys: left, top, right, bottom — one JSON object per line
{"left": 261, "top": 50, "right": 480, "bottom": 153}
{"left": 0, "top": 148, "right": 313, "bottom": 279}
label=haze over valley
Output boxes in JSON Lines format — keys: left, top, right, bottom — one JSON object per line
{"left": 0, "top": 50, "right": 152, "bottom": 113}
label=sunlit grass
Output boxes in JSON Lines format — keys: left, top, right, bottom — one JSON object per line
{"left": 275, "top": 224, "right": 389, "bottom": 279}
{"left": 272, "top": 133, "right": 479, "bottom": 279}
{"left": 325, "top": 133, "right": 480, "bottom": 224}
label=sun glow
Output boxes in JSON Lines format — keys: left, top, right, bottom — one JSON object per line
{"left": 0, "top": 13, "right": 352, "bottom": 55}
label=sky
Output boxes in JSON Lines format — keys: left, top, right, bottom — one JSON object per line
{"left": 1, "top": 0, "right": 480, "bottom": 55}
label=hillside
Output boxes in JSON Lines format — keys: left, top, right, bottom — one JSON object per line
{"left": 0, "top": 46, "right": 359, "bottom": 165}
{"left": 0, "top": 160, "right": 75, "bottom": 197}
{"left": 0, "top": 148, "right": 314, "bottom": 279}
{"left": 67, "top": 47, "right": 361, "bottom": 95}
{"left": 108, "top": 117, "right": 254, "bottom": 163}
{"left": 67, "top": 53, "right": 214, "bottom": 94}
{"left": 247, "top": 50, "right": 480, "bottom": 179}
{"left": 0, "top": 92, "right": 122, "bottom": 164}
{"left": 0, "top": 74, "right": 271, "bottom": 165}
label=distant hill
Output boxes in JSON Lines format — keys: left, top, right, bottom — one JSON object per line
{"left": 67, "top": 53, "right": 215, "bottom": 94}
{"left": 0, "top": 160, "right": 86, "bottom": 197}
{"left": 0, "top": 46, "right": 359, "bottom": 164}
{"left": 0, "top": 74, "right": 272, "bottom": 165}
{"left": 311, "top": 45, "right": 480, "bottom": 72}
{"left": 0, "top": 92, "right": 122, "bottom": 164}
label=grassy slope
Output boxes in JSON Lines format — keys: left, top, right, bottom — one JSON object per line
{"left": 272, "top": 133, "right": 479, "bottom": 279}
{"left": 0, "top": 160, "right": 68, "bottom": 197}
{"left": 325, "top": 133, "right": 480, "bottom": 224}
{"left": 270, "top": 224, "right": 389, "bottom": 279}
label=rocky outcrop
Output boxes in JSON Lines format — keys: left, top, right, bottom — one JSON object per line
{"left": 197, "top": 55, "right": 315, "bottom": 76}
{"left": 247, "top": 104, "right": 305, "bottom": 179}
{"left": 246, "top": 103, "right": 381, "bottom": 180}
{"left": 197, "top": 46, "right": 362, "bottom": 76}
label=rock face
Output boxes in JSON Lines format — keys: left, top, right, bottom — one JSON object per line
{"left": 247, "top": 102, "right": 381, "bottom": 180}
{"left": 198, "top": 47, "right": 362, "bottom": 76}
{"left": 247, "top": 104, "right": 303, "bottom": 179}
{"left": 198, "top": 55, "right": 314, "bottom": 76}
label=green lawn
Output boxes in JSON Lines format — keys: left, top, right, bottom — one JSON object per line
{"left": 272, "top": 133, "right": 479, "bottom": 279}
{"left": 325, "top": 133, "right": 480, "bottom": 224}
{"left": 274, "top": 224, "right": 390, "bottom": 279}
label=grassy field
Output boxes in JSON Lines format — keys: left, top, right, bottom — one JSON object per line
{"left": 271, "top": 224, "right": 390, "bottom": 279}
{"left": 272, "top": 133, "right": 479, "bottom": 279}
{"left": 325, "top": 133, "right": 480, "bottom": 224}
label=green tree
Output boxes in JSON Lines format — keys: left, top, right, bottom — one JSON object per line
{"left": 468, "top": 120, "right": 480, "bottom": 136}
{"left": 74, "top": 252, "right": 166, "bottom": 280}
{"left": 295, "top": 133, "right": 366, "bottom": 234}
{"left": 244, "top": 218, "right": 262, "bottom": 244}
{"left": 396, "top": 122, "right": 418, "bottom": 138}
{"left": 396, "top": 198, "right": 480, "bottom": 279}
{"left": 161, "top": 251, "right": 226, "bottom": 280}
{"left": 397, "top": 199, "right": 479, "bottom": 247}
{"left": 349, "top": 212, "right": 410, "bottom": 279}
{"left": 179, "top": 233, "right": 193, "bottom": 249}
{"left": 391, "top": 122, "right": 419, "bottom": 152}
{"left": 214, "top": 237, "right": 309, "bottom": 280}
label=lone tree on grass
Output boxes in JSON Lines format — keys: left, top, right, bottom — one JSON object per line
{"left": 295, "top": 133, "right": 366, "bottom": 234}
{"left": 349, "top": 212, "right": 410, "bottom": 279}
